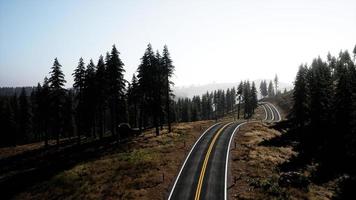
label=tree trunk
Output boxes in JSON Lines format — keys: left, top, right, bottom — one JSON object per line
{"left": 166, "top": 79, "right": 172, "bottom": 133}
{"left": 237, "top": 96, "right": 241, "bottom": 119}
{"left": 154, "top": 115, "right": 160, "bottom": 136}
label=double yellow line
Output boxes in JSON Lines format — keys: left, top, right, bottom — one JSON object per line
{"left": 194, "top": 122, "right": 233, "bottom": 200}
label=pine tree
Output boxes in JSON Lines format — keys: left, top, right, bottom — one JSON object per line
{"left": 73, "top": 58, "right": 86, "bottom": 92}
{"left": 237, "top": 81, "right": 243, "bottom": 119}
{"left": 30, "top": 85, "right": 41, "bottom": 141}
{"left": 308, "top": 58, "right": 333, "bottom": 129}
{"left": 73, "top": 58, "right": 86, "bottom": 142}
{"left": 84, "top": 59, "right": 97, "bottom": 138}
{"left": 274, "top": 74, "right": 279, "bottom": 95}
{"left": 268, "top": 80, "right": 275, "bottom": 97}
{"left": 18, "top": 88, "right": 31, "bottom": 144}
{"left": 137, "top": 44, "right": 164, "bottom": 135}
{"left": 63, "top": 90, "right": 75, "bottom": 138}
{"left": 49, "top": 58, "right": 66, "bottom": 90}
{"left": 161, "top": 45, "right": 175, "bottom": 132}
{"left": 106, "top": 45, "right": 126, "bottom": 138}
{"left": 333, "top": 51, "right": 354, "bottom": 168}
{"left": 260, "top": 80, "right": 268, "bottom": 98}
{"left": 250, "top": 82, "right": 258, "bottom": 113}
{"left": 39, "top": 77, "right": 51, "bottom": 146}
{"left": 127, "top": 74, "right": 140, "bottom": 128}
{"left": 2, "top": 98, "right": 16, "bottom": 146}
{"left": 95, "top": 55, "right": 107, "bottom": 139}
{"left": 292, "top": 64, "right": 310, "bottom": 128}
{"left": 48, "top": 58, "right": 66, "bottom": 145}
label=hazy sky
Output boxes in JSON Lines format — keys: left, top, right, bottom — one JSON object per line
{"left": 1, "top": 0, "right": 355, "bottom": 88}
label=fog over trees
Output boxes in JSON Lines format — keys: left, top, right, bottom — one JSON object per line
{"left": 0, "top": 44, "right": 262, "bottom": 147}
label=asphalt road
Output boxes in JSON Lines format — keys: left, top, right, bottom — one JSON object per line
{"left": 168, "top": 103, "right": 281, "bottom": 200}
{"left": 261, "top": 102, "right": 281, "bottom": 122}
{"left": 168, "top": 122, "right": 241, "bottom": 200}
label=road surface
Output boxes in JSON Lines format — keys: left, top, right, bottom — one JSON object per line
{"left": 168, "top": 102, "right": 281, "bottom": 200}
{"left": 261, "top": 102, "right": 281, "bottom": 122}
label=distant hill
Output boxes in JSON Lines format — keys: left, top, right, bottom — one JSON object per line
{"left": 173, "top": 80, "right": 294, "bottom": 98}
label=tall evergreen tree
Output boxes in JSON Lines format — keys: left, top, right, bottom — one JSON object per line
{"left": 292, "top": 64, "right": 310, "bottom": 128}
{"left": 268, "top": 80, "right": 275, "bottom": 97}
{"left": 38, "top": 77, "right": 51, "bottom": 146}
{"left": 274, "top": 74, "right": 279, "bottom": 95}
{"left": 127, "top": 74, "right": 140, "bottom": 128}
{"left": 260, "top": 80, "right": 268, "bottom": 98}
{"left": 242, "top": 81, "right": 251, "bottom": 118}
{"left": 18, "top": 88, "right": 31, "bottom": 143}
{"left": 106, "top": 45, "right": 126, "bottom": 138}
{"left": 237, "top": 81, "right": 243, "bottom": 119}
{"left": 95, "top": 55, "right": 107, "bottom": 138}
{"left": 161, "top": 45, "right": 175, "bottom": 132}
{"left": 73, "top": 58, "right": 86, "bottom": 142}
{"left": 250, "top": 82, "right": 258, "bottom": 113}
{"left": 84, "top": 59, "right": 97, "bottom": 138}
{"left": 48, "top": 58, "right": 67, "bottom": 145}
{"left": 137, "top": 44, "right": 163, "bottom": 135}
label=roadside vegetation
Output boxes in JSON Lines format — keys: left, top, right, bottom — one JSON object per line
{"left": 229, "top": 44, "right": 356, "bottom": 199}
{"left": 11, "top": 121, "right": 214, "bottom": 200}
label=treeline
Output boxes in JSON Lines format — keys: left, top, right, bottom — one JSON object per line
{"left": 0, "top": 87, "right": 35, "bottom": 96}
{"left": 259, "top": 74, "right": 283, "bottom": 98}
{"left": 292, "top": 46, "right": 356, "bottom": 197}
{"left": 174, "top": 80, "right": 258, "bottom": 122}
{"left": 0, "top": 44, "right": 175, "bottom": 147}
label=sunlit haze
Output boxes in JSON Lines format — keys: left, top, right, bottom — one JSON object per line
{"left": 1, "top": 0, "right": 355, "bottom": 87}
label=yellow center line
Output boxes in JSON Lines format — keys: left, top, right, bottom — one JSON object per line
{"left": 194, "top": 122, "right": 233, "bottom": 200}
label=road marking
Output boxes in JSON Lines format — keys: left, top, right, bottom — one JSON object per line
{"left": 168, "top": 122, "right": 221, "bottom": 200}
{"left": 261, "top": 104, "right": 268, "bottom": 121}
{"left": 268, "top": 103, "right": 281, "bottom": 122}
{"left": 265, "top": 103, "right": 275, "bottom": 121}
{"left": 194, "top": 122, "right": 233, "bottom": 200}
{"left": 224, "top": 121, "right": 247, "bottom": 200}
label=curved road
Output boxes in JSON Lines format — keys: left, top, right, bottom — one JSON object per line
{"left": 261, "top": 102, "right": 281, "bottom": 122}
{"left": 168, "top": 102, "right": 281, "bottom": 200}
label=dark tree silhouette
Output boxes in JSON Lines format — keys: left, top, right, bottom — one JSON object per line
{"left": 259, "top": 80, "right": 268, "bottom": 98}
{"left": 292, "top": 64, "right": 310, "bottom": 128}
{"left": 267, "top": 80, "right": 275, "bottom": 97}
{"left": 250, "top": 82, "right": 258, "bottom": 114}
{"left": 161, "top": 45, "right": 175, "bottom": 132}
{"left": 18, "top": 88, "right": 31, "bottom": 144}
{"left": 73, "top": 58, "right": 86, "bottom": 142}
{"left": 106, "top": 45, "right": 126, "bottom": 138}
{"left": 48, "top": 58, "right": 66, "bottom": 145}
{"left": 95, "top": 55, "right": 107, "bottom": 139}
{"left": 274, "top": 74, "right": 279, "bottom": 95}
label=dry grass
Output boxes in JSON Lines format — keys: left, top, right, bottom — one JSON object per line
{"left": 228, "top": 122, "right": 335, "bottom": 200}
{"left": 12, "top": 120, "right": 215, "bottom": 200}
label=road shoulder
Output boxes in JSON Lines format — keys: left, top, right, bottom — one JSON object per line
{"left": 228, "top": 122, "right": 336, "bottom": 200}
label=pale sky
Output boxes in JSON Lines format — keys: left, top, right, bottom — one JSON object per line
{"left": 1, "top": 0, "right": 355, "bottom": 87}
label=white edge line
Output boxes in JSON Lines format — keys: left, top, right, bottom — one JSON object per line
{"left": 265, "top": 103, "right": 275, "bottom": 121}
{"left": 268, "top": 103, "right": 281, "bottom": 122}
{"left": 224, "top": 121, "right": 248, "bottom": 200}
{"left": 168, "top": 122, "right": 221, "bottom": 200}
{"left": 261, "top": 104, "right": 268, "bottom": 121}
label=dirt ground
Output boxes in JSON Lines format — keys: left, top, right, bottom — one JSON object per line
{"left": 12, "top": 120, "right": 215, "bottom": 200}
{"left": 228, "top": 122, "right": 336, "bottom": 200}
